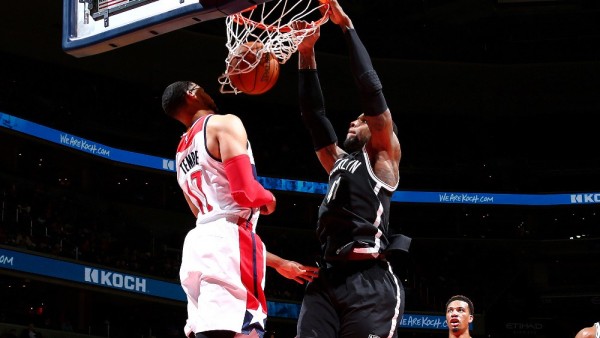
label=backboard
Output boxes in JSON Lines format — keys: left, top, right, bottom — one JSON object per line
{"left": 62, "top": 0, "right": 270, "bottom": 57}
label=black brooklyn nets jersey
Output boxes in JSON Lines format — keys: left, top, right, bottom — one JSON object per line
{"left": 318, "top": 148, "right": 398, "bottom": 261}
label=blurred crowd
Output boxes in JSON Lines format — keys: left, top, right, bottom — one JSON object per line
{"left": 0, "top": 171, "right": 314, "bottom": 302}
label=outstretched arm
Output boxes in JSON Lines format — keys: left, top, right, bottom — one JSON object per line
{"left": 297, "top": 22, "right": 345, "bottom": 173}
{"left": 329, "top": 0, "right": 400, "bottom": 165}
{"left": 266, "top": 252, "right": 319, "bottom": 284}
{"left": 210, "top": 114, "right": 276, "bottom": 214}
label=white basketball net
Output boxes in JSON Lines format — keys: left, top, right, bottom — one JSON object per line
{"left": 218, "top": 0, "right": 330, "bottom": 94}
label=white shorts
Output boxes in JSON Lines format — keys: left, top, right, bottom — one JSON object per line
{"left": 180, "top": 216, "right": 267, "bottom": 337}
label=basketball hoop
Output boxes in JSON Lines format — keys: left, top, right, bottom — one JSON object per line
{"left": 218, "top": 0, "right": 330, "bottom": 94}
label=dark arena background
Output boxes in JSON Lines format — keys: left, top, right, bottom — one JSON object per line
{"left": 1, "top": 1, "right": 600, "bottom": 337}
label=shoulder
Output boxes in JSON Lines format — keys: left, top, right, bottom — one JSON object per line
{"left": 207, "top": 114, "right": 244, "bottom": 130}
{"left": 205, "top": 114, "right": 249, "bottom": 148}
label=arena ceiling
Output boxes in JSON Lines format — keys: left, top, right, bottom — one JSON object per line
{"left": 2, "top": 0, "right": 600, "bottom": 94}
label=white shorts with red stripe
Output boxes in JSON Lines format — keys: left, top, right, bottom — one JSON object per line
{"left": 180, "top": 216, "right": 267, "bottom": 338}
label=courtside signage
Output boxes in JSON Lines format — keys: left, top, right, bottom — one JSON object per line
{"left": 0, "top": 247, "right": 459, "bottom": 329}
{"left": 0, "top": 247, "right": 183, "bottom": 301}
{"left": 390, "top": 191, "right": 591, "bottom": 206}
{"left": 255, "top": 177, "right": 599, "bottom": 206}
{"left": 84, "top": 267, "right": 147, "bottom": 293}
{"left": 399, "top": 314, "right": 471, "bottom": 330}
{"left": 0, "top": 112, "right": 175, "bottom": 173}
{"left": 570, "top": 193, "right": 600, "bottom": 204}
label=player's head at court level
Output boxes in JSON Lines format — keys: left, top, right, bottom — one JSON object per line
{"left": 445, "top": 295, "right": 474, "bottom": 335}
{"left": 162, "top": 81, "right": 217, "bottom": 120}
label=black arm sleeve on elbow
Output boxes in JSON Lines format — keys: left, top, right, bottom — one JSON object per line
{"left": 299, "top": 69, "right": 338, "bottom": 151}
{"left": 344, "top": 28, "right": 388, "bottom": 116}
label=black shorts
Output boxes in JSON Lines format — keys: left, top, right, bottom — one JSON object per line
{"left": 296, "top": 260, "right": 405, "bottom": 338}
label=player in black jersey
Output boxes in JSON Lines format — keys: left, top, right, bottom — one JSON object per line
{"left": 294, "top": 1, "right": 410, "bottom": 338}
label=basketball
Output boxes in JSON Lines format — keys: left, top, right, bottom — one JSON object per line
{"left": 228, "top": 41, "right": 280, "bottom": 95}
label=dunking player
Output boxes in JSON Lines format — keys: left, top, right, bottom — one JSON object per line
{"left": 162, "top": 82, "right": 318, "bottom": 338}
{"left": 294, "top": 1, "right": 410, "bottom": 337}
{"left": 445, "top": 295, "right": 474, "bottom": 338}
{"left": 575, "top": 322, "right": 599, "bottom": 338}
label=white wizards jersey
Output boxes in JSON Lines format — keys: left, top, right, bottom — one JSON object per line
{"left": 176, "top": 114, "right": 260, "bottom": 228}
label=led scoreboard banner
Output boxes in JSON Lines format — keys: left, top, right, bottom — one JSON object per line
{"left": 2, "top": 111, "right": 600, "bottom": 206}
{"left": 0, "top": 247, "right": 461, "bottom": 330}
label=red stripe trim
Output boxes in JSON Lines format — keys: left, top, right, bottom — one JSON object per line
{"left": 238, "top": 223, "right": 267, "bottom": 313}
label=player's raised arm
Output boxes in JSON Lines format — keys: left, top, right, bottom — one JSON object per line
{"left": 296, "top": 21, "right": 345, "bottom": 173}
{"left": 330, "top": 0, "right": 400, "bottom": 177}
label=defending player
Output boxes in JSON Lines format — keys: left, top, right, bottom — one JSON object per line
{"left": 162, "top": 82, "right": 318, "bottom": 338}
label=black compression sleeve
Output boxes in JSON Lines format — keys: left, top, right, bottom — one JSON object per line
{"left": 344, "top": 28, "right": 388, "bottom": 116}
{"left": 299, "top": 69, "right": 338, "bottom": 151}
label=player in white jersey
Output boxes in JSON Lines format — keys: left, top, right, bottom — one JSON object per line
{"left": 575, "top": 322, "right": 600, "bottom": 338}
{"left": 162, "top": 81, "right": 318, "bottom": 338}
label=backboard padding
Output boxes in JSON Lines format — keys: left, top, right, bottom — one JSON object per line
{"left": 62, "top": 0, "right": 269, "bottom": 57}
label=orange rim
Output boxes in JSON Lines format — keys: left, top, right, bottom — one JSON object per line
{"left": 231, "top": 4, "right": 330, "bottom": 33}
{"left": 239, "top": 4, "right": 258, "bottom": 13}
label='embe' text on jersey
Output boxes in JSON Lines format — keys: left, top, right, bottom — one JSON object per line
{"left": 180, "top": 151, "right": 199, "bottom": 174}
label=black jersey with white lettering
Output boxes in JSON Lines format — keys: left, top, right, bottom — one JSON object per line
{"left": 317, "top": 148, "right": 399, "bottom": 261}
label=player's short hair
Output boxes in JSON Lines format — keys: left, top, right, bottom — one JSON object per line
{"left": 162, "top": 81, "right": 193, "bottom": 117}
{"left": 446, "top": 295, "right": 474, "bottom": 315}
